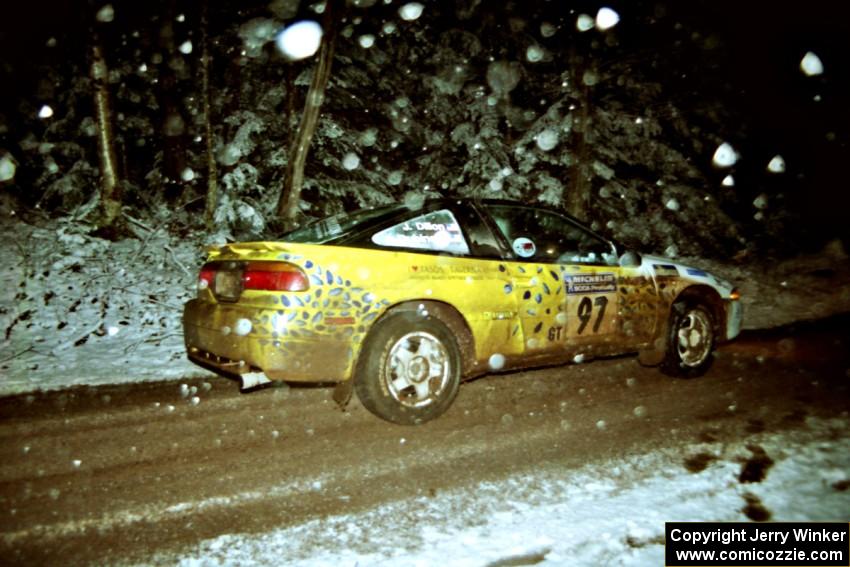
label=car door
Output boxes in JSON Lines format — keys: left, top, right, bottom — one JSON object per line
{"left": 480, "top": 203, "right": 646, "bottom": 357}
{"left": 478, "top": 203, "right": 583, "bottom": 356}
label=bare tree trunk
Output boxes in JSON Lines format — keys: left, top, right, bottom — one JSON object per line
{"left": 567, "top": 81, "right": 591, "bottom": 219}
{"left": 158, "top": 0, "right": 187, "bottom": 200}
{"left": 275, "top": 0, "right": 342, "bottom": 230}
{"left": 90, "top": 40, "right": 123, "bottom": 232}
{"left": 200, "top": 0, "right": 218, "bottom": 228}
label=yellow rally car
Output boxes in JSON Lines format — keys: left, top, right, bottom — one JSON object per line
{"left": 183, "top": 199, "right": 742, "bottom": 424}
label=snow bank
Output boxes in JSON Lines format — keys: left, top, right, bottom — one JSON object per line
{"left": 0, "top": 218, "right": 211, "bottom": 395}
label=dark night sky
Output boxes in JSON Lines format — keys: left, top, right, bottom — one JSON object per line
{"left": 2, "top": 0, "right": 849, "bottom": 245}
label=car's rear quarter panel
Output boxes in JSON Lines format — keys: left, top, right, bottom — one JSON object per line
{"left": 184, "top": 242, "right": 520, "bottom": 383}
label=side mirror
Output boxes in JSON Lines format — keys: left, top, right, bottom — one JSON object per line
{"left": 618, "top": 250, "right": 642, "bottom": 268}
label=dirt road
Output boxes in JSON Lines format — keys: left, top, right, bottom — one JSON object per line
{"left": 1, "top": 315, "right": 849, "bottom": 566}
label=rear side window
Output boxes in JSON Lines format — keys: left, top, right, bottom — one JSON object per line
{"left": 371, "top": 209, "right": 470, "bottom": 255}
{"left": 284, "top": 205, "right": 405, "bottom": 243}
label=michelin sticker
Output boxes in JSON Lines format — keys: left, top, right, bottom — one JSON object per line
{"left": 564, "top": 273, "right": 616, "bottom": 294}
{"left": 512, "top": 237, "right": 536, "bottom": 258}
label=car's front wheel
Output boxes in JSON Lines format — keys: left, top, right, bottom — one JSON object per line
{"left": 661, "top": 301, "right": 716, "bottom": 377}
{"left": 354, "top": 311, "right": 461, "bottom": 425}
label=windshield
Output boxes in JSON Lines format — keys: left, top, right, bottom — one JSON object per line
{"left": 283, "top": 204, "right": 407, "bottom": 244}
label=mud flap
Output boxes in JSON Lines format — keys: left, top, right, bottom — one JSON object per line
{"left": 333, "top": 379, "right": 354, "bottom": 410}
{"left": 638, "top": 326, "right": 669, "bottom": 367}
{"left": 240, "top": 372, "right": 273, "bottom": 391}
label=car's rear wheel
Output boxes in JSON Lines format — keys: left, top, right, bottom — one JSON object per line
{"left": 661, "top": 301, "right": 715, "bottom": 377}
{"left": 354, "top": 311, "right": 461, "bottom": 425}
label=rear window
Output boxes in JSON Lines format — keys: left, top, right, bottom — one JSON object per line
{"left": 371, "top": 209, "right": 470, "bottom": 254}
{"left": 283, "top": 205, "right": 406, "bottom": 244}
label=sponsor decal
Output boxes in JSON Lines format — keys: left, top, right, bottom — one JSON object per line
{"left": 564, "top": 273, "right": 616, "bottom": 294}
{"left": 512, "top": 237, "right": 536, "bottom": 258}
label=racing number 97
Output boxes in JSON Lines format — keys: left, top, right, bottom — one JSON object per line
{"left": 577, "top": 296, "right": 608, "bottom": 334}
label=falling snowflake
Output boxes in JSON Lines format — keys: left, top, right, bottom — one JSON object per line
{"left": 234, "top": 318, "right": 252, "bottom": 336}
{"left": 399, "top": 2, "right": 424, "bottom": 21}
{"left": 576, "top": 14, "right": 595, "bottom": 32}
{"left": 526, "top": 45, "right": 544, "bottom": 63}
{"left": 535, "top": 129, "right": 559, "bottom": 151}
{"left": 596, "top": 7, "right": 620, "bottom": 31}
{"left": 342, "top": 152, "right": 360, "bottom": 170}
{"left": 712, "top": 142, "right": 738, "bottom": 168}
{"left": 488, "top": 353, "right": 506, "bottom": 370}
{"left": 179, "top": 40, "right": 193, "bottom": 54}
{"left": 540, "top": 22, "right": 557, "bottom": 38}
{"left": 38, "top": 105, "right": 54, "bottom": 119}
{"left": 358, "top": 34, "right": 375, "bottom": 48}
{"left": 721, "top": 174, "right": 735, "bottom": 187}
{"left": 275, "top": 21, "right": 323, "bottom": 60}
{"left": 582, "top": 70, "right": 598, "bottom": 86}
{"left": 753, "top": 193, "right": 769, "bottom": 210}
{"left": 0, "top": 154, "right": 15, "bottom": 182}
{"left": 96, "top": 4, "right": 114, "bottom": 23}
{"left": 767, "top": 155, "right": 785, "bottom": 173}
{"left": 800, "top": 51, "right": 824, "bottom": 76}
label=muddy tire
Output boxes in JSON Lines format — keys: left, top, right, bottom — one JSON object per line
{"left": 661, "top": 301, "right": 716, "bottom": 378}
{"left": 354, "top": 311, "right": 461, "bottom": 425}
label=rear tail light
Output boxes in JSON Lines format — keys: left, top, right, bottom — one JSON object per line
{"left": 198, "top": 266, "right": 216, "bottom": 290}
{"left": 729, "top": 288, "right": 741, "bottom": 301}
{"left": 242, "top": 262, "right": 309, "bottom": 292}
{"left": 197, "top": 261, "right": 309, "bottom": 296}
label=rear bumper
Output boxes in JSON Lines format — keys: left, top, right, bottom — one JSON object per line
{"left": 182, "top": 299, "right": 352, "bottom": 382}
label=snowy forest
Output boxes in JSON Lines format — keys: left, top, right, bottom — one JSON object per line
{"left": 2, "top": 0, "right": 847, "bottom": 255}
{"left": 2, "top": 0, "right": 850, "bottom": 389}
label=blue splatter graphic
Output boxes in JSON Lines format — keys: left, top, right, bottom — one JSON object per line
{"left": 504, "top": 284, "right": 513, "bottom": 294}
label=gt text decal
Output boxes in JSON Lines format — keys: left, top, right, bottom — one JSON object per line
{"left": 564, "top": 273, "right": 616, "bottom": 294}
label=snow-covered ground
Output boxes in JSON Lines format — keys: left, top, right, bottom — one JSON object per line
{"left": 0, "top": 217, "right": 208, "bottom": 395}
{"left": 2, "top": 217, "right": 849, "bottom": 396}
{"left": 166, "top": 416, "right": 850, "bottom": 566}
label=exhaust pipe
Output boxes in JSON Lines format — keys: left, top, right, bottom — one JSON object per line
{"left": 240, "top": 372, "right": 272, "bottom": 391}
